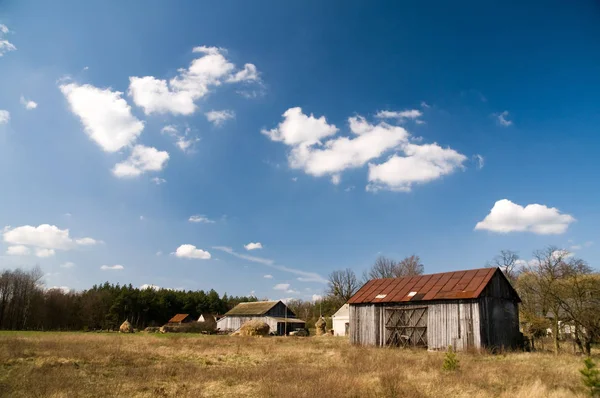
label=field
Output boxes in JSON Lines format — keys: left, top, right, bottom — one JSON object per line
{"left": 0, "top": 332, "right": 593, "bottom": 398}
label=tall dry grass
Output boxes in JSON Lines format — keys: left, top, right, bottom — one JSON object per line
{"left": 0, "top": 331, "right": 592, "bottom": 397}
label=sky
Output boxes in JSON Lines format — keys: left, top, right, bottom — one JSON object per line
{"left": 1, "top": 1, "right": 599, "bottom": 300}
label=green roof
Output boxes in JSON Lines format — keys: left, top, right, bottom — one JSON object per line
{"left": 224, "top": 301, "right": 280, "bottom": 316}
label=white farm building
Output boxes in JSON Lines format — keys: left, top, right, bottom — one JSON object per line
{"left": 332, "top": 304, "right": 350, "bottom": 336}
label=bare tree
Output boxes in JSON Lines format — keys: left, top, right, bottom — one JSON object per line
{"left": 522, "top": 246, "right": 592, "bottom": 355}
{"left": 327, "top": 269, "right": 360, "bottom": 303}
{"left": 365, "top": 255, "right": 424, "bottom": 281}
{"left": 396, "top": 255, "right": 424, "bottom": 277}
{"left": 488, "top": 250, "right": 521, "bottom": 284}
{"left": 367, "top": 256, "right": 398, "bottom": 279}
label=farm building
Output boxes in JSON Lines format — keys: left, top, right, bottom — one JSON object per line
{"left": 348, "top": 267, "right": 522, "bottom": 351}
{"left": 332, "top": 304, "right": 350, "bottom": 336}
{"left": 217, "top": 300, "right": 305, "bottom": 335}
{"left": 167, "top": 314, "right": 194, "bottom": 324}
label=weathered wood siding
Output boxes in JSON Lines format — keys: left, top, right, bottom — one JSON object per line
{"left": 478, "top": 271, "right": 521, "bottom": 349}
{"left": 264, "top": 302, "right": 296, "bottom": 318}
{"left": 217, "top": 316, "right": 278, "bottom": 332}
{"left": 425, "top": 301, "right": 481, "bottom": 351}
{"left": 350, "top": 304, "right": 380, "bottom": 346}
{"left": 350, "top": 300, "right": 482, "bottom": 351}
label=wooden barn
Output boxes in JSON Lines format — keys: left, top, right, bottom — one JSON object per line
{"left": 217, "top": 300, "right": 305, "bottom": 335}
{"left": 348, "top": 267, "right": 522, "bottom": 351}
{"left": 167, "top": 314, "right": 194, "bottom": 325}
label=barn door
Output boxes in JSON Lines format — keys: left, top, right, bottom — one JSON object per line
{"left": 385, "top": 307, "right": 428, "bottom": 348}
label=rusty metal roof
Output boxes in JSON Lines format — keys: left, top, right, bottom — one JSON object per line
{"left": 168, "top": 314, "right": 191, "bottom": 323}
{"left": 224, "top": 301, "right": 280, "bottom": 316}
{"left": 348, "top": 267, "right": 499, "bottom": 304}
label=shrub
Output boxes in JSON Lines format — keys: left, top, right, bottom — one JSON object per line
{"left": 580, "top": 357, "right": 600, "bottom": 397}
{"left": 442, "top": 345, "right": 459, "bottom": 371}
{"left": 239, "top": 321, "right": 270, "bottom": 336}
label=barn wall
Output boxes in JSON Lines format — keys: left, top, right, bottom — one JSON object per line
{"left": 425, "top": 301, "right": 481, "bottom": 351}
{"left": 479, "top": 297, "right": 520, "bottom": 349}
{"left": 350, "top": 300, "right": 482, "bottom": 351}
{"left": 217, "top": 316, "right": 278, "bottom": 332}
{"left": 350, "top": 304, "right": 380, "bottom": 346}
{"left": 265, "top": 302, "right": 296, "bottom": 318}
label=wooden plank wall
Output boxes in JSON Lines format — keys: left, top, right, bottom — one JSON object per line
{"left": 350, "top": 301, "right": 482, "bottom": 351}
{"left": 350, "top": 304, "right": 379, "bottom": 346}
{"left": 265, "top": 302, "right": 297, "bottom": 318}
{"left": 478, "top": 297, "right": 520, "bottom": 349}
{"left": 425, "top": 302, "right": 481, "bottom": 351}
{"left": 217, "top": 316, "right": 278, "bottom": 332}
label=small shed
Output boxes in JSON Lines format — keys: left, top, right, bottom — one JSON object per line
{"left": 332, "top": 304, "right": 350, "bottom": 336}
{"left": 348, "top": 267, "right": 522, "bottom": 351}
{"left": 217, "top": 300, "right": 305, "bottom": 335}
{"left": 168, "top": 314, "right": 194, "bottom": 324}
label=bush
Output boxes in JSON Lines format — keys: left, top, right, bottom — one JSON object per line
{"left": 239, "top": 321, "right": 270, "bottom": 336}
{"left": 442, "top": 345, "right": 459, "bottom": 371}
{"left": 580, "top": 357, "right": 600, "bottom": 397}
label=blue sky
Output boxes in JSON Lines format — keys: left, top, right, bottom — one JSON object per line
{"left": 1, "top": 1, "right": 599, "bottom": 299}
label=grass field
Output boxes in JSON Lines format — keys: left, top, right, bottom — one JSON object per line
{"left": 0, "top": 331, "right": 593, "bottom": 397}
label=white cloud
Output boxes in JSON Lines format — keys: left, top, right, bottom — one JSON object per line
{"left": 227, "top": 63, "right": 259, "bottom": 83}
{"left": 0, "top": 110, "right": 10, "bottom": 124}
{"left": 48, "top": 286, "right": 70, "bottom": 294}
{"left": 312, "top": 294, "right": 323, "bottom": 302}
{"left": 60, "top": 262, "right": 75, "bottom": 268}
{"left": 262, "top": 107, "right": 339, "bottom": 146}
{"left": 189, "top": 215, "right": 215, "bottom": 223}
{"left": 264, "top": 274, "right": 273, "bottom": 279}
{"left": 112, "top": 145, "right": 169, "bottom": 178}
{"left": 367, "top": 143, "right": 467, "bottom": 192}
{"left": 213, "top": 246, "right": 273, "bottom": 265}
{"left": 20, "top": 96, "right": 37, "bottom": 110}
{"left": 264, "top": 109, "right": 470, "bottom": 192}
{"left": 288, "top": 116, "right": 409, "bottom": 176}
{"left": 494, "top": 111, "right": 512, "bottom": 127}
{"left": 35, "top": 248, "right": 55, "bottom": 258}
{"left": 100, "top": 265, "right": 124, "bottom": 270}
{"left": 474, "top": 154, "right": 485, "bottom": 169}
{"left": 244, "top": 242, "right": 263, "bottom": 251}
{"left": 161, "top": 125, "right": 199, "bottom": 153}
{"left": 151, "top": 177, "right": 167, "bottom": 185}
{"left": 3, "top": 224, "right": 98, "bottom": 251}
{"left": 75, "top": 237, "right": 99, "bottom": 246}
{"left": 173, "top": 244, "right": 211, "bottom": 259}
{"left": 140, "top": 284, "right": 160, "bottom": 290}
{"left": 129, "top": 46, "right": 259, "bottom": 116}
{"left": 420, "top": 101, "right": 430, "bottom": 109}
{"left": 205, "top": 110, "right": 235, "bottom": 126}
{"left": 375, "top": 109, "right": 423, "bottom": 122}
{"left": 0, "top": 24, "right": 16, "bottom": 57}
{"left": 156, "top": 251, "right": 162, "bottom": 256}
{"left": 6, "top": 245, "right": 30, "bottom": 256}
{"left": 273, "top": 283, "right": 290, "bottom": 291}
{"left": 213, "top": 246, "right": 327, "bottom": 283}
{"left": 475, "top": 199, "right": 575, "bottom": 235}
{"left": 60, "top": 83, "right": 144, "bottom": 152}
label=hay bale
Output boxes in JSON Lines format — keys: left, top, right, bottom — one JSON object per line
{"left": 144, "top": 326, "right": 160, "bottom": 333}
{"left": 315, "top": 317, "right": 326, "bottom": 336}
{"left": 239, "top": 320, "right": 270, "bottom": 336}
{"left": 119, "top": 320, "right": 134, "bottom": 333}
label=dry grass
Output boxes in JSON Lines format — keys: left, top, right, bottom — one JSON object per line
{"left": 0, "top": 331, "right": 593, "bottom": 397}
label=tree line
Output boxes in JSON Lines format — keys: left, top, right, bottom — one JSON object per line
{"left": 0, "top": 267, "right": 256, "bottom": 331}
